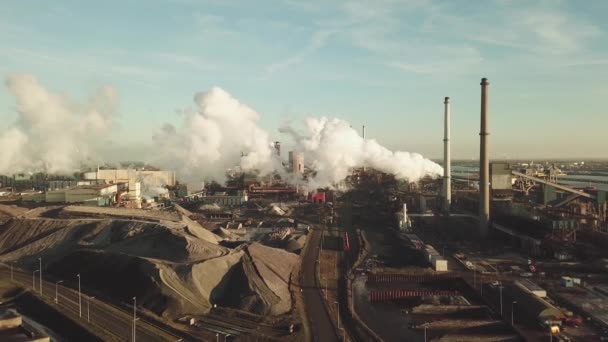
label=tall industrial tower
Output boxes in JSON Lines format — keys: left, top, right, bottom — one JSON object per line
{"left": 443, "top": 97, "right": 451, "bottom": 212}
{"left": 479, "top": 78, "right": 490, "bottom": 237}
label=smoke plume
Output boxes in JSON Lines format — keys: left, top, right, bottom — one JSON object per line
{"left": 153, "top": 87, "right": 279, "bottom": 181}
{"left": 157, "top": 87, "right": 442, "bottom": 188}
{"left": 284, "top": 117, "right": 443, "bottom": 188}
{"left": 0, "top": 74, "right": 118, "bottom": 174}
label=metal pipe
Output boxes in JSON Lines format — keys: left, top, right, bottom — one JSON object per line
{"left": 443, "top": 97, "right": 451, "bottom": 211}
{"left": 479, "top": 78, "right": 490, "bottom": 237}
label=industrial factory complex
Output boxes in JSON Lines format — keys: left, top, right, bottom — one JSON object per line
{"left": 0, "top": 78, "right": 606, "bottom": 342}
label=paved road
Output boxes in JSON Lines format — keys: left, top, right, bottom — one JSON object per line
{"left": 2, "top": 267, "right": 182, "bottom": 342}
{"left": 301, "top": 226, "right": 338, "bottom": 342}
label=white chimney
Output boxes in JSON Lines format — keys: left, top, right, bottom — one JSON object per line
{"left": 443, "top": 97, "right": 451, "bottom": 211}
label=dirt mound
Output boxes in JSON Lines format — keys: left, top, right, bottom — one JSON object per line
{"left": 62, "top": 205, "right": 181, "bottom": 222}
{"left": 245, "top": 243, "right": 298, "bottom": 315}
{"left": 0, "top": 216, "right": 299, "bottom": 318}
{"left": 47, "top": 250, "right": 174, "bottom": 316}
{"left": 0, "top": 218, "right": 225, "bottom": 265}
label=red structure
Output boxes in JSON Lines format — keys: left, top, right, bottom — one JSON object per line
{"left": 367, "top": 273, "right": 456, "bottom": 284}
{"left": 309, "top": 192, "right": 326, "bottom": 203}
{"left": 369, "top": 290, "right": 459, "bottom": 302}
{"left": 343, "top": 232, "right": 351, "bottom": 252}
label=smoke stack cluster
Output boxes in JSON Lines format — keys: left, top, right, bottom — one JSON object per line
{"left": 443, "top": 97, "right": 451, "bottom": 212}
{"left": 479, "top": 78, "right": 490, "bottom": 237}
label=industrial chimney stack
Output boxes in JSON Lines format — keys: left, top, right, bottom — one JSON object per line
{"left": 479, "top": 78, "right": 490, "bottom": 237}
{"left": 362, "top": 125, "right": 366, "bottom": 139}
{"left": 443, "top": 97, "right": 451, "bottom": 212}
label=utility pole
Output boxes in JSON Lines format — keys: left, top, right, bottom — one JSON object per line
{"left": 38, "top": 257, "right": 42, "bottom": 295}
{"left": 33, "top": 270, "right": 39, "bottom": 290}
{"left": 334, "top": 300, "right": 340, "bottom": 329}
{"left": 77, "top": 274, "right": 81, "bottom": 317}
{"left": 133, "top": 297, "right": 137, "bottom": 342}
{"left": 55, "top": 280, "right": 64, "bottom": 303}
{"left": 499, "top": 285, "right": 504, "bottom": 316}
{"left": 88, "top": 296, "right": 95, "bottom": 322}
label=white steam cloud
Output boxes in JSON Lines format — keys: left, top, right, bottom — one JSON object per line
{"left": 156, "top": 87, "right": 442, "bottom": 188}
{"left": 0, "top": 74, "right": 441, "bottom": 187}
{"left": 285, "top": 117, "right": 444, "bottom": 189}
{"left": 0, "top": 74, "right": 118, "bottom": 174}
{"left": 153, "top": 87, "right": 279, "bottom": 181}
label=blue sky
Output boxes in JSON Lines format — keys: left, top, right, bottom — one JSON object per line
{"left": 1, "top": 0, "right": 607, "bottom": 160}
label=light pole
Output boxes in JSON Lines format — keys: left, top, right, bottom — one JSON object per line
{"left": 215, "top": 333, "right": 219, "bottom": 342}
{"left": 133, "top": 317, "right": 140, "bottom": 342}
{"left": 133, "top": 297, "right": 137, "bottom": 342}
{"left": 55, "top": 280, "right": 64, "bottom": 303}
{"left": 499, "top": 285, "right": 504, "bottom": 316}
{"left": 38, "top": 257, "right": 42, "bottom": 295}
{"left": 511, "top": 301, "right": 517, "bottom": 326}
{"left": 473, "top": 266, "right": 476, "bottom": 289}
{"left": 33, "top": 270, "right": 39, "bottom": 290}
{"left": 321, "top": 277, "right": 327, "bottom": 299}
{"left": 334, "top": 300, "right": 341, "bottom": 329}
{"left": 88, "top": 296, "right": 95, "bottom": 322}
{"left": 77, "top": 274, "right": 81, "bottom": 318}
{"left": 423, "top": 323, "right": 428, "bottom": 342}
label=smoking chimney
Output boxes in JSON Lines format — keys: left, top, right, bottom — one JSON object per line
{"left": 443, "top": 97, "right": 451, "bottom": 212}
{"left": 479, "top": 78, "right": 490, "bottom": 237}
{"left": 362, "top": 125, "right": 366, "bottom": 139}
{"left": 274, "top": 141, "right": 281, "bottom": 157}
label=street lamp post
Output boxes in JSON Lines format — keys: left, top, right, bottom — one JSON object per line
{"left": 33, "top": 270, "right": 39, "bottom": 290}
{"left": 473, "top": 266, "right": 476, "bottom": 289}
{"left": 77, "top": 274, "right": 81, "bottom": 318}
{"left": 38, "top": 257, "right": 42, "bottom": 295}
{"left": 424, "top": 324, "right": 428, "bottom": 342}
{"left": 499, "top": 285, "right": 504, "bottom": 316}
{"left": 133, "top": 297, "right": 137, "bottom": 342}
{"left": 511, "top": 301, "right": 517, "bottom": 326}
{"left": 88, "top": 296, "right": 95, "bottom": 322}
{"left": 55, "top": 280, "right": 64, "bottom": 303}
{"left": 133, "top": 317, "right": 140, "bottom": 342}
{"left": 215, "top": 333, "right": 219, "bottom": 342}
{"left": 334, "top": 300, "right": 341, "bottom": 329}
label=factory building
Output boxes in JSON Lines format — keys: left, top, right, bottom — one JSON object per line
{"left": 201, "top": 191, "right": 248, "bottom": 206}
{"left": 44, "top": 184, "right": 121, "bottom": 206}
{"left": 288, "top": 151, "right": 304, "bottom": 175}
{"left": 83, "top": 169, "right": 176, "bottom": 187}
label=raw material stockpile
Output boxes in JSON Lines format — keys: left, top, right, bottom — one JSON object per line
{"left": 0, "top": 205, "right": 299, "bottom": 318}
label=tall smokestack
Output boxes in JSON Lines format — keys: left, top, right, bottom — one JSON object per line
{"left": 362, "top": 125, "right": 366, "bottom": 139}
{"left": 443, "top": 97, "right": 451, "bottom": 212}
{"left": 479, "top": 78, "right": 490, "bottom": 237}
